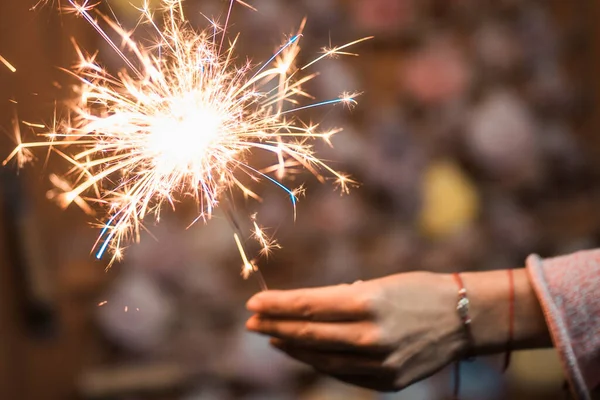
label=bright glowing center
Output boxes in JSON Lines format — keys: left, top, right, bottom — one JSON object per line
{"left": 150, "top": 101, "right": 224, "bottom": 174}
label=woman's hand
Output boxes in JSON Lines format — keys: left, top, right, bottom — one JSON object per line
{"left": 245, "top": 272, "right": 466, "bottom": 391}
{"left": 245, "top": 269, "right": 550, "bottom": 392}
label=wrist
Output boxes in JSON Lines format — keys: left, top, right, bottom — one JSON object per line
{"left": 447, "top": 269, "right": 551, "bottom": 357}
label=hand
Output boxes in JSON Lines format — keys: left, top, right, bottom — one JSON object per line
{"left": 245, "top": 272, "right": 466, "bottom": 392}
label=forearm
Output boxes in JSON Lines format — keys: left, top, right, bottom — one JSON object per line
{"left": 448, "top": 269, "right": 552, "bottom": 356}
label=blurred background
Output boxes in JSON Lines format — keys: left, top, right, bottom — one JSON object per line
{"left": 0, "top": 0, "right": 598, "bottom": 399}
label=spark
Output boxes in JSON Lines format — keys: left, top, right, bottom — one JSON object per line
{"left": 5, "top": 113, "right": 34, "bottom": 169}
{"left": 22, "top": 121, "right": 46, "bottom": 129}
{"left": 235, "top": 0, "right": 257, "bottom": 12}
{"left": 251, "top": 213, "right": 280, "bottom": 258}
{"left": 31, "top": 0, "right": 53, "bottom": 11}
{"left": 31, "top": 1, "right": 46, "bottom": 11}
{"left": 301, "top": 36, "right": 374, "bottom": 70}
{"left": 47, "top": 173, "right": 96, "bottom": 215}
{"left": 0, "top": 54, "right": 16, "bottom": 72}
{"left": 7, "top": 0, "right": 369, "bottom": 276}
{"left": 98, "top": 300, "right": 108, "bottom": 306}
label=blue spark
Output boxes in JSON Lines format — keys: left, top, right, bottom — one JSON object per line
{"left": 279, "top": 97, "right": 353, "bottom": 115}
{"left": 95, "top": 213, "right": 119, "bottom": 259}
{"left": 251, "top": 34, "right": 302, "bottom": 80}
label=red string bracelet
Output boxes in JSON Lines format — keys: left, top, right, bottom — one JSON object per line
{"left": 503, "top": 268, "right": 515, "bottom": 372}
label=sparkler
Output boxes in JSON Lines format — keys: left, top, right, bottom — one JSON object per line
{"left": 6, "top": 0, "right": 370, "bottom": 284}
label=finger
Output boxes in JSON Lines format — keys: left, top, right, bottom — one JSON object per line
{"left": 247, "top": 316, "right": 384, "bottom": 350}
{"left": 268, "top": 337, "right": 382, "bottom": 354}
{"left": 246, "top": 284, "right": 371, "bottom": 321}
{"left": 270, "top": 341, "right": 390, "bottom": 376}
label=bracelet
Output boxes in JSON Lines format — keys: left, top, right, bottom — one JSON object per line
{"left": 454, "top": 273, "right": 471, "bottom": 325}
{"left": 503, "top": 268, "right": 515, "bottom": 372}
{"left": 452, "top": 272, "right": 475, "bottom": 400}
{"left": 453, "top": 273, "right": 474, "bottom": 351}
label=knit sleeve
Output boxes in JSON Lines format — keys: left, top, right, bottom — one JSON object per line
{"left": 526, "top": 250, "right": 600, "bottom": 400}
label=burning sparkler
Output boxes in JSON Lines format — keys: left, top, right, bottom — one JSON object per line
{"left": 6, "top": 0, "right": 370, "bottom": 283}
